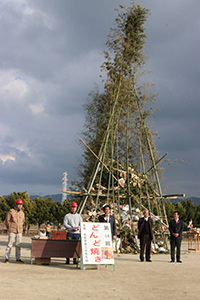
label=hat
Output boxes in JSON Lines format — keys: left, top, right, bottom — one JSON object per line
{"left": 15, "top": 198, "right": 23, "bottom": 205}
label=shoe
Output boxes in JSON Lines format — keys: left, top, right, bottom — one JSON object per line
{"left": 73, "top": 258, "right": 77, "bottom": 265}
{"left": 170, "top": 260, "right": 175, "bottom": 263}
{"left": 16, "top": 259, "right": 24, "bottom": 263}
{"left": 140, "top": 259, "right": 144, "bottom": 262}
{"left": 65, "top": 258, "right": 70, "bottom": 264}
{"left": 4, "top": 259, "right": 9, "bottom": 264}
{"left": 146, "top": 260, "right": 152, "bottom": 262}
{"left": 177, "top": 260, "right": 182, "bottom": 263}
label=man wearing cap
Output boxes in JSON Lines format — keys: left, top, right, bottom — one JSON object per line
{"left": 4, "top": 198, "right": 25, "bottom": 263}
{"left": 99, "top": 204, "right": 116, "bottom": 240}
{"left": 64, "top": 201, "right": 82, "bottom": 264}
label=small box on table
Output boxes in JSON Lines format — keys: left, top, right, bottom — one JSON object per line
{"left": 52, "top": 230, "right": 66, "bottom": 240}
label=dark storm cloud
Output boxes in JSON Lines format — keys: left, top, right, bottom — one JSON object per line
{"left": 0, "top": 0, "right": 199, "bottom": 197}
{"left": 137, "top": 0, "right": 200, "bottom": 197}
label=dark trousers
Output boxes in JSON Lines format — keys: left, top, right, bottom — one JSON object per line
{"left": 66, "top": 232, "right": 80, "bottom": 261}
{"left": 67, "top": 232, "right": 80, "bottom": 240}
{"left": 170, "top": 237, "right": 181, "bottom": 261}
{"left": 140, "top": 234, "right": 151, "bottom": 261}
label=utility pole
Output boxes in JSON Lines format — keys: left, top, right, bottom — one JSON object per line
{"left": 62, "top": 171, "right": 68, "bottom": 204}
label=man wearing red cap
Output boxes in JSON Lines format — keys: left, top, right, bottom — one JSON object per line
{"left": 64, "top": 201, "right": 82, "bottom": 264}
{"left": 4, "top": 198, "right": 25, "bottom": 263}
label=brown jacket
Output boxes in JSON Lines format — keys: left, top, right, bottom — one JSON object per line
{"left": 5, "top": 208, "right": 25, "bottom": 233}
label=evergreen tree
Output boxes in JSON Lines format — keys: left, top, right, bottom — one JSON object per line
{"left": 0, "top": 196, "right": 10, "bottom": 222}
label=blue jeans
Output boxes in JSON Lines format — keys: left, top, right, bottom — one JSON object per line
{"left": 67, "top": 232, "right": 80, "bottom": 240}
{"left": 66, "top": 232, "right": 80, "bottom": 261}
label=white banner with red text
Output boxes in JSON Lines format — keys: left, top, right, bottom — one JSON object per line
{"left": 81, "top": 222, "right": 114, "bottom": 265}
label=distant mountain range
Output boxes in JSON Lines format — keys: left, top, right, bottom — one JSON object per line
{"left": 29, "top": 194, "right": 63, "bottom": 202}
{"left": 169, "top": 197, "right": 200, "bottom": 206}
{"left": 2, "top": 193, "right": 72, "bottom": 202}
{"left": 30, "top": 195, "right": 200, "bottom": 206}
{"left": 3, "top": 194, "right": 200, "bottom": 206}
{"left": 29, "top": 194, "right": 73, "bottom": 202}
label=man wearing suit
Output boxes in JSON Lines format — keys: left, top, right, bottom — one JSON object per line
{"left": 169, "top": 211, "right": 184, "bottom": 263}
{"left": 138, "top": 209, "right": 153, "bottom": 262}
{"left": 99, "top": 204, "right": 116, "bottom": 240}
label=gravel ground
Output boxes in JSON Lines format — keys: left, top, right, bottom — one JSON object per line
{"left": 0, "top": 235, "right": 200, "bottom": 300}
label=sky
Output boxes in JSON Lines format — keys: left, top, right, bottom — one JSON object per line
{"left": 0, "top": 0, "right": 199, "bottom": 198}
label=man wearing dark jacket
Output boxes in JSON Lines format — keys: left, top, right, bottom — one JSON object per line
{"left": 169, "top": 211, "right": 184, "bottom": 263}
{"left": 99, "top": 204, "right": 116, "bottom": 240}
{"left": 138, "top": 209, "right": 153, "bottom": 262}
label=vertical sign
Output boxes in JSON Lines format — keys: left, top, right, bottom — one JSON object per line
{"left": 81, "top": 222, "right": 114, "bottom": 265}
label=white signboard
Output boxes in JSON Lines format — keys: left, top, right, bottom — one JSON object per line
{"left": 81, "top": 222, "right": 114, "bottom": 265}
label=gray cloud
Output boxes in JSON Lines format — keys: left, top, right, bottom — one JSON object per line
{"left": 0, "top": 0, "right": 199, "bottom": 198}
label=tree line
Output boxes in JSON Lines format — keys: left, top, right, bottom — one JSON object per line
{"left": 0, "top": 192, "right": 200, "bottom": 233}
{"left": 0, "top": 192, "right": 74, "bottom": 233}
{"left": 164, "top": 199, "right": 200, "bottom": 229}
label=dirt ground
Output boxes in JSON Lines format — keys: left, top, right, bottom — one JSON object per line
{"left": 0, "top": 235, "right": 200, "bottom": 300}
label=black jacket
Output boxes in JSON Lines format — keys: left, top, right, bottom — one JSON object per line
{"left": 138, "top": 217, "right": 153, "bottom": 240}
{"left": 169, "top": 219, "right": 184, "bottom": 240}
{"left": 99, "top": 214, "right": 116, "bottom": 238}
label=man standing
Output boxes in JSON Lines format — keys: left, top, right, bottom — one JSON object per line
{"left": 99, "top": 204, "right": 116, "bottom": 240}
{"left": 169, "top": 211, "right": 184, "bottom": 263}
{"left": 64, "top": 201, "right": 82, "bottom": 264}
{"left": 5, "top": 198, "right": 25, "bottom": 263}
{"left": 138, "top": 209, "right": 153, "bottom": 262}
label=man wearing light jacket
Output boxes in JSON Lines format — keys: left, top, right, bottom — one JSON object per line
{"left": 64, "top": 201, "right": 82, "bottom": 264}
{"left": 5, "top": 198, "right": 25, "bottom": 264}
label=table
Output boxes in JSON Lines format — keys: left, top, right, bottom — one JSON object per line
{"left": 187, "top": 231, "right": 200, "bottom": 252}
{"left": 31, "top": 238, "right": 81, "bottom": 264}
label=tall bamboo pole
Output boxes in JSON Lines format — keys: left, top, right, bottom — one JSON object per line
{"left": 79, "top": 71, "right": 123, "bottom": 214}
